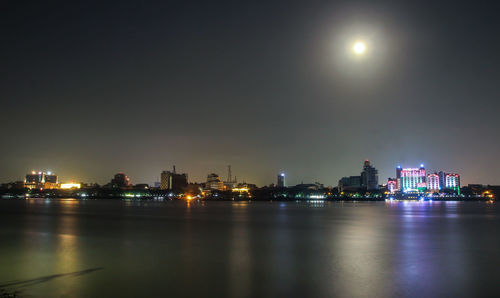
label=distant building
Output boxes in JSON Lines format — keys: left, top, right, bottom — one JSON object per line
{"left": 400, "top": 165, "right": 426, "bottom": 192}
{"left": 339, "top": 160, "right": 378, "bottom": 192}
{"left": 445, "top": 173, "right": 460, "bottom": 194}
{"left": 361, "top": 160, "right": 379, "bottom": 190}
{"left": 387, "top": 178, "right": 397, "bottom": 193}
{"left": 396, "top": 166, "right": 402, "bottom": 191}
{"left": 44, "top": 173, "right": 58, "bottom": 183}
{"left": 427, "top": 173, "right": 440, "bottom": 192}
{"left": 438, "top": 171, "right": 447, "bottom": 190}
{"left": 43, "top": 172, "right": 58, "bottom": 189}
{"left": 111, "top": 173, "right": 130, "bottom": 188}
{"left": 277, "top": 173, "right": 285, "bottom": 187}
{"left": 160, "top": 171, "right": 169, "bottom": 190}
{"left": 24, "top": 171, "right": 58, "bottom": 189}
{"left": 60, "top": 183, "right": 81, "bottom": 189}
{"left": 25, "top": 171, "right": 44, "bottom": 184}
{"left": 435, "top": 171, "right": 461, "bottom": 194}
{"left": 160, "top": 166, "right": 188, "bottom": 192}
{"left": 205, "top": 173, "right": 224, "bottom": 191}
{"left": 338, "top": 176, "right": 362, "bottom": 192}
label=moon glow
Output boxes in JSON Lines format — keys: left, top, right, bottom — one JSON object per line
{"left": 353, "top": 41, "right": 366, "bottom": 55}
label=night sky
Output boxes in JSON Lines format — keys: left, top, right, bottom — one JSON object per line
{"left": 1, "top": 0, "right": 500, "bottom": 186}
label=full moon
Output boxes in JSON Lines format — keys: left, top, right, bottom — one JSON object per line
{"left": 353, "top": 41, "right": 366, "bottom": 55}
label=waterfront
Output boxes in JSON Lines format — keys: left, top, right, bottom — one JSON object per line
{"left": 1, "top": 199, "right": 500, "bottom": 297}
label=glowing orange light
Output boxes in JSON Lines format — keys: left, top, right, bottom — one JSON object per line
{"left": 232, "top": 187, "right": 249, "bottom": 193}
{"left": 60, "top": 183, "right": 81, "bottom": 189}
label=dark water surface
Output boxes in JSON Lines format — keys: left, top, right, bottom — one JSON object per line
{"left": 1, "top": 199, "right": 500, "bottom": 297}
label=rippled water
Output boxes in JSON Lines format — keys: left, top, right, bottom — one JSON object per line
{"left": 1, "top": 199, "right": 500, "bottom": 297}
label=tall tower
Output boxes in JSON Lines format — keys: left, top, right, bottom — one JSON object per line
{"left": 361, "top": 160, "right": 379, "bottom": 190}
{"left": 396, "top": 166, "right": 402, "bottom": 191}
{"left": 277, "top": 173, "right": 285, "bottom": 187}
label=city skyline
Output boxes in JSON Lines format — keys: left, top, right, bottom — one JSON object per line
{"left": 6, "top": 159, "right": 467, "bottom": 188}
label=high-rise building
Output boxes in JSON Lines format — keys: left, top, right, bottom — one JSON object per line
{"left": 445, "top": 173, "right": 460, "bottom": 194}
{"left": 361, "top": 160, "right": 379, "bottom": 190}
{"left": 25, "top": 171, "right": 44, "bottom": 187}
{"left": 43, "top": 172, "right": 59, "bottom": 189}
{"left": 436, "top": 171, "right": 461, "bottom": 194}
{"left": 44, "top": 172, "right": 58, "bottom": 183}
{"left": 427, "top": 173, "right": 440, "bottom": 192}
{"left": 438, "top": 171, "right": 446, "bottom": 190}
{"left": 160, "top": 171, "right": 170, "bottom": 190}
{"left": 205, "top": 173, "right": 224, "bottom": 191}
{"left": 277, "top": 173, "right": 285, "bottom": 187}
{"left": 400, "top": 165, "right": 426, "bottom": 192}
{"left": 396, "top": 166, "right": 402, "bottom": 191}
{"left": 160, "top": 166, "right": 188, "bottom": 192}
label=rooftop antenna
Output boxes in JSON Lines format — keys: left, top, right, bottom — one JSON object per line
{"left": 173, "top": 165, "right": 176, "bottom": 174}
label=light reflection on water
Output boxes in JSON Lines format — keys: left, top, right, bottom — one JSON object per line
{"left": 1, "top": 200, "right": 500, "bottom": 297}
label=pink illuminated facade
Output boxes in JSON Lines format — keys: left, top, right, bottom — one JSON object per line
{"left": 427, "top": 173, "right": 440, "bottom": 192}
{"left": 399, "top": 165, "right": 426, "bottom": 192}
{"left": 387, "top": 179, "right": 397, "bottom": 193}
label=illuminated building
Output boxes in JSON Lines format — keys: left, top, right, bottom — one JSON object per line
{"left": 277, "top": 173, "right": 285, "bottom": 187}
{"left": 111, "top": 173, "right": 130, "bottom": 188}
{"left": 427, "top": 173, "right": 440, "bottom": 192}
{"left": 361, "top": 160, "right": 379, "bottom": 190}
{"left": 43, "top": 172, "right": 58, "bottom": 189}
{"left": 387, "top": 178, "right": 397, "bottom": 193}
{"left": 232, "top": 186, "right": 250, "bottom": 193}
{"left": 436, "top": 171, "right": 461, "bottom": 194}
{"left": 400, "top": 165, "right": 426, "bottom": 192}
{"left": 445, "top": 173, "right": 460, "bottom": 194}
{"left": 44, "top": 172, "right": 58, "bottom": 183}
{"left": 205, "top": 173, "right": 224, "bottom": 191}
{"left": 25, "top": 171, "right": 43, "bottom": 184}
{"left": 25, "top": 171, "right": 44, "bottom": 188}
{"left": 60, "top": 183, "right": 81, "bottom": 189}
{"left": 24, "top": 171, "right": 58, "bottom": 189}
{"left": 161, "top": 166, "right": 188, "bottom": 191}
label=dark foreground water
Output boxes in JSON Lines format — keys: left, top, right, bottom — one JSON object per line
{"left": 1, "top": 199, "right": 500, "bottom": 297}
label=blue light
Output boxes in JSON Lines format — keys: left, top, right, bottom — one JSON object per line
{"left": 420, "top": 164, "right": 424, "bottom": 168}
